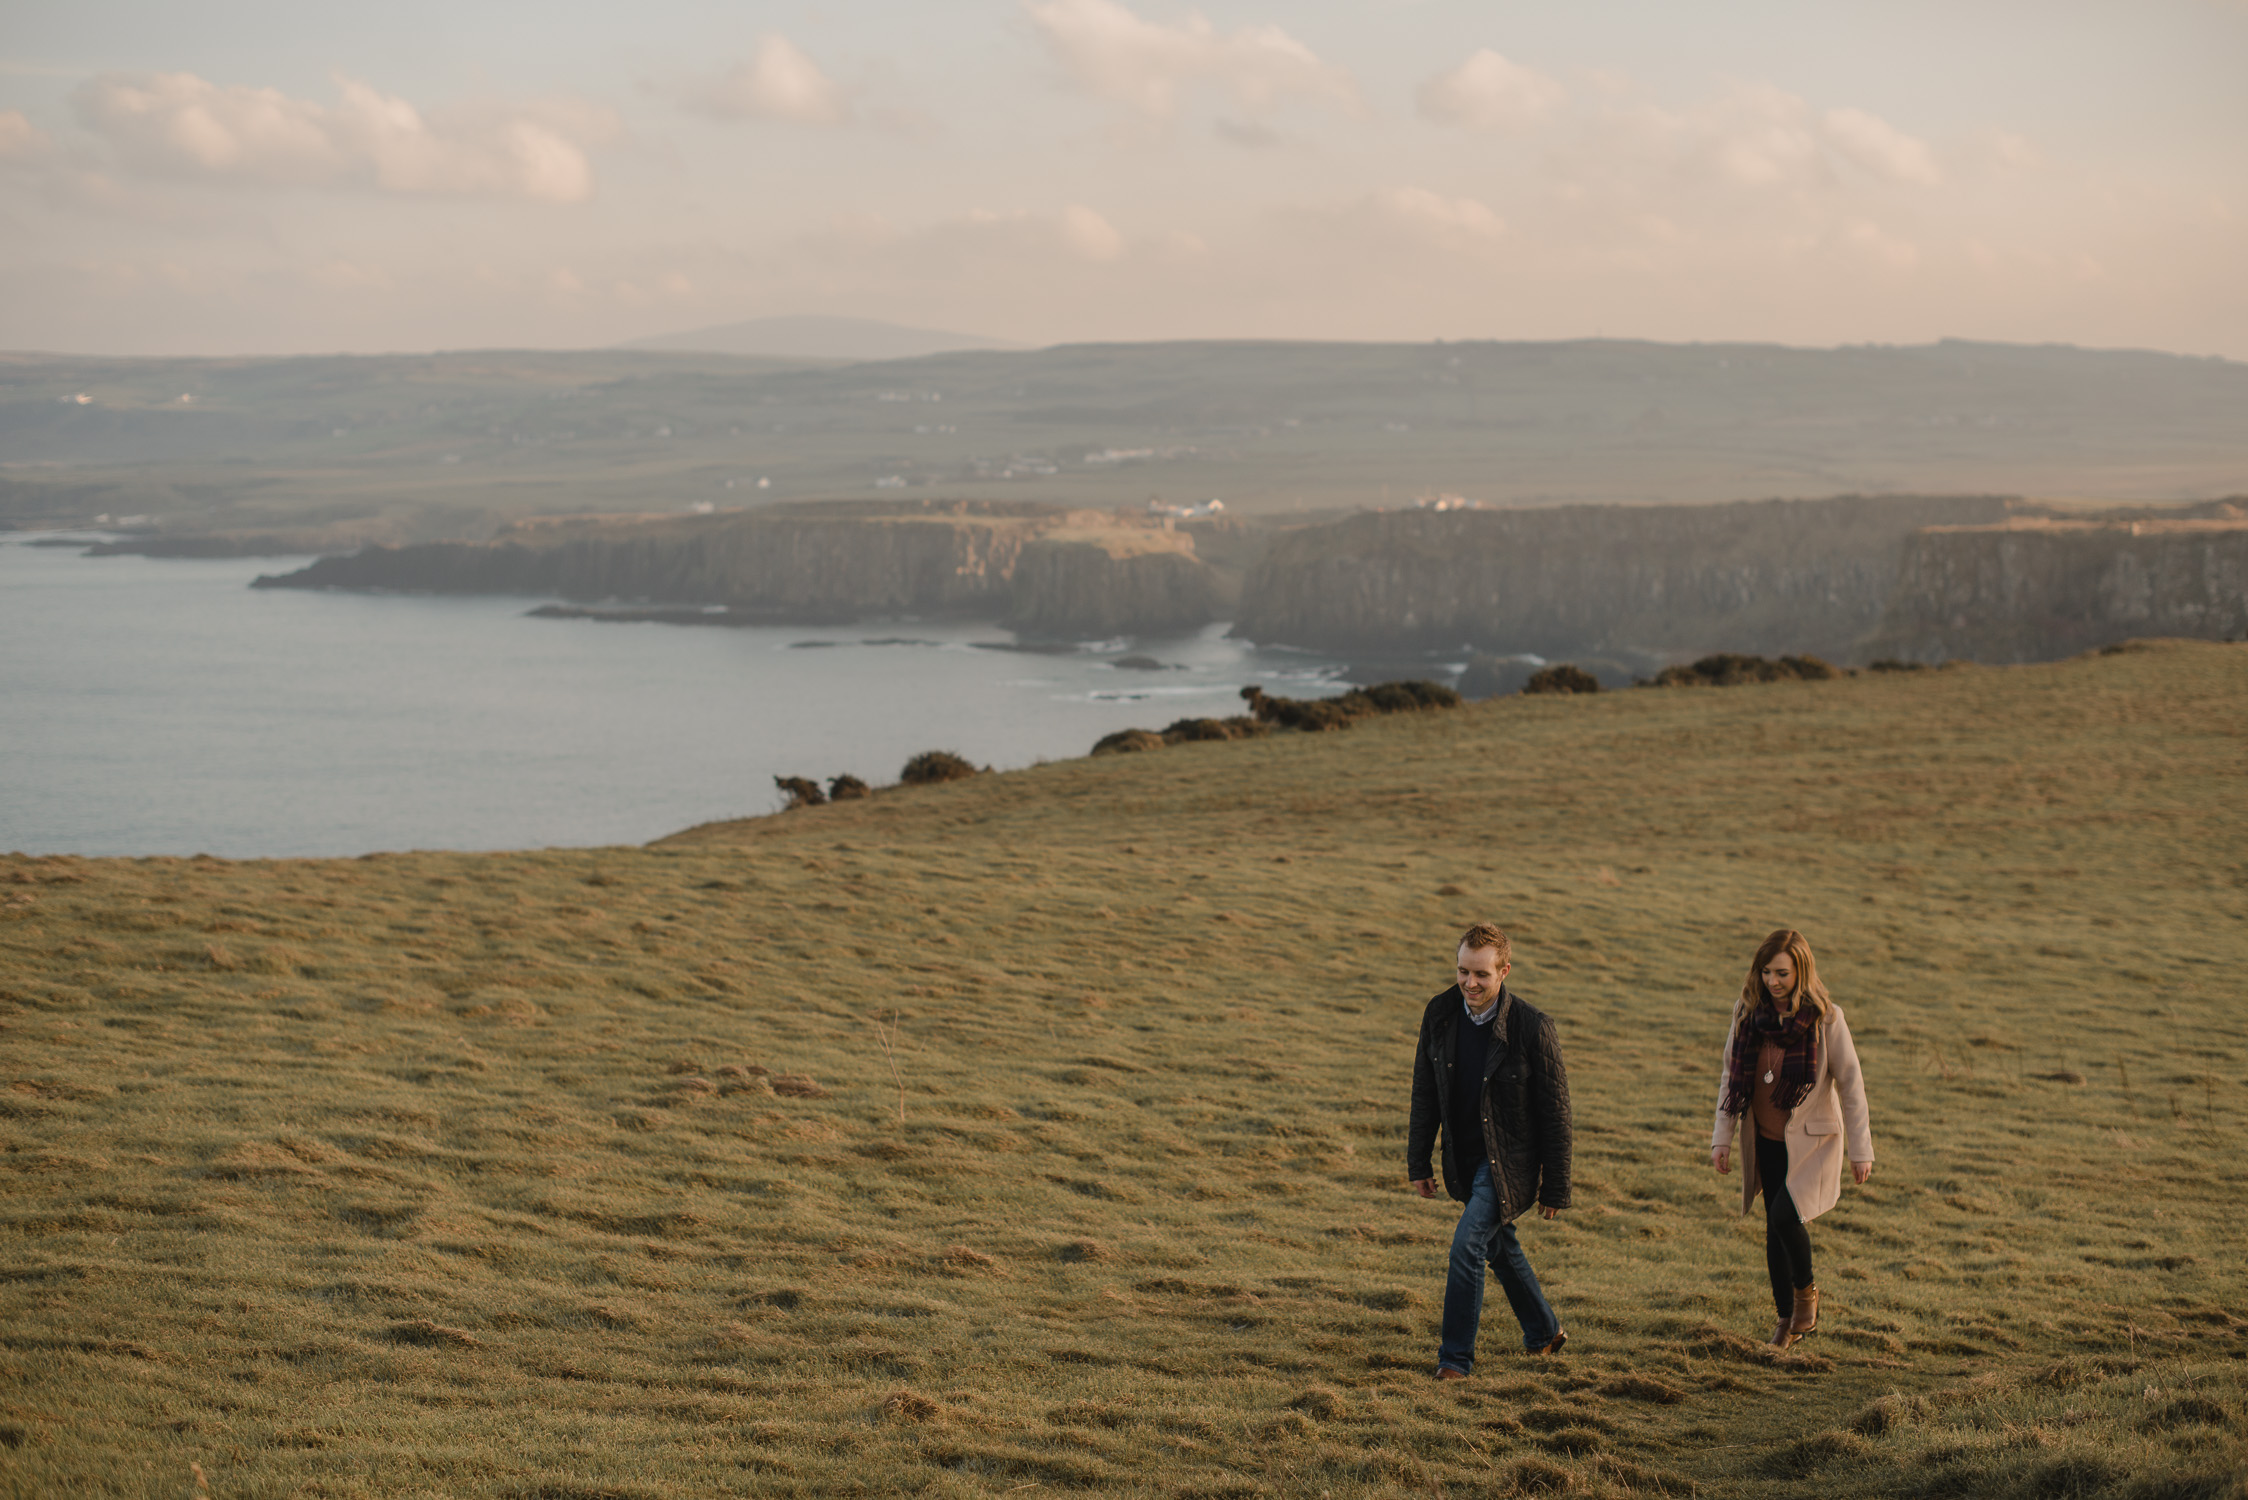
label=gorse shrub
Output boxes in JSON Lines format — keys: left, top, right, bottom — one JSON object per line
{"left": 1648, "top": 654, "right": 1839, "bottom": 687}
{"left": 827, "top": 774, "right": 871, "bottom": 801}
{"left": 1093, "top": 681, "right": 1458, "bottom": 758}
{"left": 1262, "top": 695, "right": 1357, "bottom": 732}
{"left": 900, "top": 750, "right": 979, "bottom": 785}
{"left": 1240, "top": 680, "right": 1458, "bottom": 732}
{"left": 775, "top": 775, "right": 826, "bottom": 809}
{"left": 1522, "top": 664, "right": 1601, "bottom": 696}
{"left": 1336, "top": 680, "right": 1461, "bottom": 713}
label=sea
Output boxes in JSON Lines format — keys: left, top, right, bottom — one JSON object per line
{"left": 0, "top": 535, "right": 1367, "bottom": 859}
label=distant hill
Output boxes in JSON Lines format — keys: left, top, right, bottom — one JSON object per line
{"left": 4, "top": 338, "right": 2244, "bottom": 543}
{"left": 615, "top": 315, "right": 1024, "bottom": 361}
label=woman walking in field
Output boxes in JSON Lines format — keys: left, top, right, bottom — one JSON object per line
{"left": 1710, "top": 928, "right": 1874, "bottom": 1349}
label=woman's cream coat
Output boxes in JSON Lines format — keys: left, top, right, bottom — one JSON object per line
{"left": 1710, "top": 1002, "right": 1874, "bottom": 1223}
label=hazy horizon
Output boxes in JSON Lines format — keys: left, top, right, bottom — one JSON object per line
{"left": 8, "top": 326, "right": 2248, "bottom": 369}
{"left": 3, "top": 2, "right": 2244, "bottom": 360}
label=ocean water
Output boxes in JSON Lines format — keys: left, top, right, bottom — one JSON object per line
{"left": 0, "top": 537, "right": 1357, "bottom": 858}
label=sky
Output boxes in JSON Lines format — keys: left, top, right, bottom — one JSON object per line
{"left": 2, "top": 0, "right": 2244, "bottom": 358}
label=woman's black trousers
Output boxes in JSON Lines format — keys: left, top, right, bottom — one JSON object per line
{"left": 1755, "top": 1132, "right": 1815, "bottom": 1319}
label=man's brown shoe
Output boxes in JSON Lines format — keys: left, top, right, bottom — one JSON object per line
{"left": 1436, "top": 1366, "right": 1469, "bottom": 1381}
{"left": 1787, "top": 1285, "right": 1820, "bottom": 1338}
{"left": 1536, "top": 1331, "right": 1567, "bottom": 1355}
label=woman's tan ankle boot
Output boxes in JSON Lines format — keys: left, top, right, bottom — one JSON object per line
{"left": 1787, "top": 1285, "right": 1819, "bottom": 1337}
{"left": 1769, "top": 1319, "right": 1799, "bottom": 1351}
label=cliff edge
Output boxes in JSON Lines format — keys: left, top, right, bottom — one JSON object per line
{"left": 1866, "top": 504, "right": 2248, "bottom": 662}
{"left": 1232, "top": 494, "right": 2014, "bottom": 660}
{"left": 253, "top": 500, "right": 1226, "bottom": 637}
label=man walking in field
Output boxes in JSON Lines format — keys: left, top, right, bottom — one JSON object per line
{"left": 1407, "top": 922, "right": 1573, "bottom": 1376}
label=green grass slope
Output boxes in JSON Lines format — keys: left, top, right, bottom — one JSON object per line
{"left": 4, "top": 641, "right": 2245, "bottom": 1498}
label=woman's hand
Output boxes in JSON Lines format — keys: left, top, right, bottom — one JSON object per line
{"left": 1851, "top": 1160, "right": 1873, "bottom": 1185}
{"left": 1710, "top": 1146, "right": 1730, "bottom": 1174}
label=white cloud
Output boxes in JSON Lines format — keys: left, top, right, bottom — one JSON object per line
{"left": 692, "top": 36, "right": 850, "bottom": 124}
{"left": 1059, "top": 203, "right": 1126, "bottom": 261}
{"left": 0, "top": 109, "right": 54, "bottom": 162}
{"left": 1823, "top": 106, "right": 1941, "bottom": 185}
{"left": 73, "top": 71, "right": 606, "bottom": 202}
{"left": 1417, "top": 50, "right": 1566, "bottom": 132}
{"left": 1697, "top": 85, "right": 1824, "bottom": 188}
{"left": 1593, "top": 85, "right": 1941, "bottom": 197}
{"left": 1025, "top": 0, "right": 1359, "bottom": 120}
{"left": 1374, "top": 186, "right": 1506, "bottom": 248}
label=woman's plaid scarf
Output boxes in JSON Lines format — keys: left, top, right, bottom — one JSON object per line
{"left": 1722, "top": 1000, "right": 1822, "bottom": 1116}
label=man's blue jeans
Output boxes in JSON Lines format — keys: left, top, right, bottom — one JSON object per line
{"left": 1438, "top": 1162, "right": 1559, "bottom": 1372}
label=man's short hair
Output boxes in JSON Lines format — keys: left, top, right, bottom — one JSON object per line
{"left": 1458, "top": 922, "right": 1511, "bottom": 965}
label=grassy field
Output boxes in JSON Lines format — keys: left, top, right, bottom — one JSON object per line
{"left": 4, "top": 640, "right": 2245, "bottom": 1498}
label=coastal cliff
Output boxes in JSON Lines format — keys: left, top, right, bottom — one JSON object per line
{"left": 254, "top": 501, "right": 1226, "bottom": 636}
{"left": 1005, "top": 531, "right": 1234, "bottom": 637}
{"left": 1233, "top": 494, "right": 2014, "bottom": 660}
{"left": 1866, "top": 507, "right": 2248, "bottom": 662}
{"left": 250, "top": 491, "right": 2247, "bottom": 663}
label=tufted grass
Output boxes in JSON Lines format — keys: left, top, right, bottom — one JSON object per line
{"left": 3, "top": 638, "right": 2245, "bottom": 1498}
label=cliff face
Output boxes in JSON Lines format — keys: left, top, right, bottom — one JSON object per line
{"left": 253, "top": 501, "right": 1228, "bottom": 637}
{"left": 1004, "top": 532, "right": 1233, "bottom": 637}
{"left": 1234, "top": 494, "right": 2015, "bottom": 659}
{"left": 1867, "top": 511, "right": 2248, "bottom": 662}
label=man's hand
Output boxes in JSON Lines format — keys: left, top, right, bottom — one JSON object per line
{"left": 1539, "top": 1205, "right": 1559, "bottom": 1221}
{"left": 1710, "top": 1146, "right": 1730, "bottom": 1174}
{"left": 1411, "top": 1177, "right": 1440, "bottom": 1198}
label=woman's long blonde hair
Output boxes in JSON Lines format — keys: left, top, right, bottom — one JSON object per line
{"left": 1736, "top": 928, "right": 1832, "bottom": 1024}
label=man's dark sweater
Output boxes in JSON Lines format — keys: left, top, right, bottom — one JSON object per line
{"left": 1448, "top": 1003, "right": 1493, "bottom": 1171}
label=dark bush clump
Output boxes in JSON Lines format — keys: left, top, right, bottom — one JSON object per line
{"left": 1284, "top": 697, "right": 1358, "bottom": 732}
{"left": 1521, "top": 664, "right": 1601, "bottom": 696}
{"left": 900, "top": 750, "right": 979, "bottom": 785}
{"left": 1339, "top": 680, "right": 1461, "bottom": 713}
{"left": 1240, "top": 680, "right": 1458, "bottom": 732}
{"left": 775, "top": 775, "right": 826, "bottom": 809}
{"left": 827, "top": 774, "right": 870, "bottom": 801}
{"left": 1161, "top": 717, "right": 1236, "bottom": 743}
{"left": 1648, "top": 654, "right": 1840, "bottom": 688}
{"left": 1093, "top": 683, "right": 1443, "bottom": 758}
{"left": 1239, "top": 686, "right": 1352, "bottom": 731}
{"left": 1866, "top": 658, "right": 1928, "bottom": 673}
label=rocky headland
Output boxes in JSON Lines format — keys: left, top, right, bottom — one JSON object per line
{"left": 252, "top": 500, "right": 1230, "bottom": 638}
{"left": 1865, "top": 503, "right": 2248, "bottom": 662}
{"left": 248, "top": 492, "right": 2248, "bottom": 665}
{"left": 1230, "top": 493, "right": 2016, "bottom": 661}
